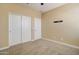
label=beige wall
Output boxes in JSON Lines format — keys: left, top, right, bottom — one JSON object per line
{"left": 42, "top": 3, "right": 79, "bottom": 46}
{"left": 0, "top": 4, "right": 41, "bottom": 48}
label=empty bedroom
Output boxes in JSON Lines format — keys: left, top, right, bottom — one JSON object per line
{"left": 0, "top": 3, "right": 79, "bottom": 55}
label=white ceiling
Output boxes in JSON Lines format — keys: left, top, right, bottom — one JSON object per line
{"left": 25, "top": 3, "right": 66, "bottom": 13}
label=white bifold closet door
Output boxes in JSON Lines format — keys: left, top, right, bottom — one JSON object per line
{"left": 34, "top": 17, "right": 41, "bottom": 40}
{"left": 9, "top": 13, "right": 31, "bottom": 46}
{"left": 9, "top": 14, "right": 22, "bottom": 46}
{"left": 22, "top": 16, "right": 31, "bottom": 43}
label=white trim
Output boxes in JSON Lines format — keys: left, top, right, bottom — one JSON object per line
{"left": 31, "top": 38, "right": 41, "bottom": 41}
{"left": 42, "top": 38, "right": 79, "bottom": 49}
{"left": 31, "top": 39, "right": 35, "bottom": 41}
{"left": 0, "top": 46, "right": 9, "bottom": 51}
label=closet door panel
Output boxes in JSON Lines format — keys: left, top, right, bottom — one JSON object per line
{"left": 22, "top": 16, "right": 31, "bottom": 42}
{"left": 9, "top": 14, "right": 21, "bottom": 46}
{"left": 34, "top": 17, "right": 41, "bottom": 40}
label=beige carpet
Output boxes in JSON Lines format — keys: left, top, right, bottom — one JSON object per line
{"left": 0, "top": 39, "right": 79, "bottom": 55}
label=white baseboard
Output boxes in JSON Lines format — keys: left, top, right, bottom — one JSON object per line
{"left": 42, "top": 38, "right": 79, "bottom": 49}
{"left": 0, "top": 46, "right": 9, "bottom": 51}
{"left": 31, "top": 38, "right": 41, "bottom": 41}
{"left": 31, "top": 39, "right": 35, "bottom": 41}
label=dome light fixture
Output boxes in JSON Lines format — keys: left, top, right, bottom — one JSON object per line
{"left": 41, "top": 3, "right": 44, "bottom": 5}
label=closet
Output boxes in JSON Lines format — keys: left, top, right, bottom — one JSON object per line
{"left": 9, "top": 13, "right": 31, "bottom": 46}
{"left": 9, "top": 13, "right": 41, "bottom": 46}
